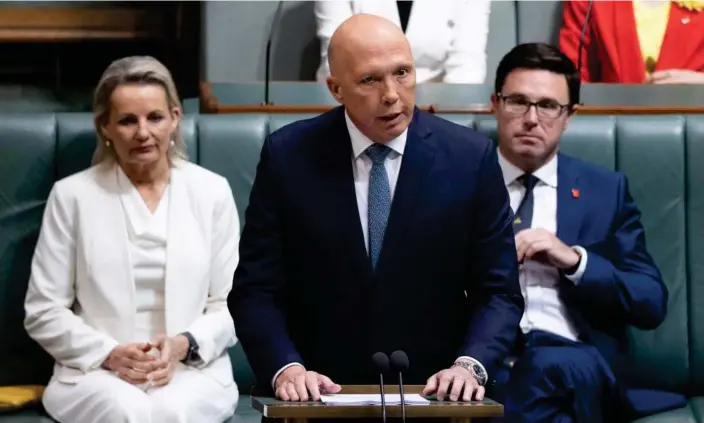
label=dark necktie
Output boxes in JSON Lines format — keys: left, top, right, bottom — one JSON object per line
{"left": 513, "top": 174, "right": 539, "bottom": 232}
{"left": 396, "top": 1, "right": 413, "bottom": 32}
{"left": 366, "top": 144, "right": 392, "bottom": 270}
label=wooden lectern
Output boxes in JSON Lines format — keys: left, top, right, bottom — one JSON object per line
{"left": 251, "top": 385, "right": 503, "bottom": 423}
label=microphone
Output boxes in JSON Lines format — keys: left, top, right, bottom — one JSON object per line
{"left": 372, "top": 352, "right": 390, "bottom": 423}
{"left": 390, "top": 350, "right": 409, "bottom": 423}
{"left": 576, "top": 0, "right": 594, "bottom": 83}
{"left": 263, "top": 1, "right": 285, "bottom": 106}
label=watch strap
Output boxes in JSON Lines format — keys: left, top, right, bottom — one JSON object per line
{"left": 452, "top": 359, "right": 487, "bottom": 386}
{"left": 180, "top": 331, "right": 200, "bottom": 364}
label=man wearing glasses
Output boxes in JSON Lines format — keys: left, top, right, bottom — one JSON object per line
{"left": 486, "top": 43, "right": 683, "bottom": 423}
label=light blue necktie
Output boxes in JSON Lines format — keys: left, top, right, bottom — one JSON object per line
{"left": 366, "top": 144, "right": 392, "bottom": 270}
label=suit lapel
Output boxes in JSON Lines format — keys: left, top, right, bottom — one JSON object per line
{"left": 91, "top": 164, "right": 136, "bottom": 340}
{"left": 555, "top": 156, "right": 591, "bottom": 340}
{"left": 556, "top": 155, "right": 583, "bottom": 249}
{"left": 377, "top": 110, "right": 435, "bottom": 273}
{"left": 319, "top": 108, "right": 373, "bottom": 281}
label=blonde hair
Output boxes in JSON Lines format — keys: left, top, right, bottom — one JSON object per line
{"left": 91, "top": 56, "right": 187, "bottom": 165}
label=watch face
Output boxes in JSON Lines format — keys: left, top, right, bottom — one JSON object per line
{"left": 472, "top": 364, "right": 487, "bottom": 381}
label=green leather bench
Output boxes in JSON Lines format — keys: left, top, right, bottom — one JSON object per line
{"left": 1, "top": 112, "right": 703, "bottom": 422}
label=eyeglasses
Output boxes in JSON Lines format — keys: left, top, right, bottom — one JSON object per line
{"left": 497, "top": 93, "right": 570, "bottom": 120}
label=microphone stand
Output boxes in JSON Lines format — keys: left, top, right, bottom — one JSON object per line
{"left": 390, "top": 350, "right": 409, "bottom": 423}
{"left": 372, "top": 352, "right": 390, "bottom": 423}
{"left": 379, "top": 373, "right": 387, "bottom": 423}
{"left": 263, "top": 1, "right": 284, "bottom": 106}
{"left": 398, "top": 371, "right": 406, "bottom": 423}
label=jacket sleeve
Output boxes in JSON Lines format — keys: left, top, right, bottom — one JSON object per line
{"left": 185, "top": 176, "right": 240, "bottom": 366}
{"left": 458, "top": 142, "right": 525, "bottom": 373}
{"left": 558, "top": 0, "right": 595, "bottom": 82}
{"left": 575, "top": 174, "right": 668, "bottom": 330}
{"left": 24, "top": 184, "right": 120, "bottom": 371}
{"left": 229, "top": 137, "right": 304, "bottom": 387}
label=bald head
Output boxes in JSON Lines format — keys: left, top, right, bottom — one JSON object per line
{"left": 324, "top": 13, "right": 416, "bottom": 144}
{"left": 328, "top": 14, "right": 411, "bottom": 77}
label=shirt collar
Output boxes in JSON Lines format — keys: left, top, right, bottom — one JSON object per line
{"left": 497, "top": 148, "right": 558, "bottom": 188}
{"left": 345, "top": 111, "right": 407, "bottom": 159}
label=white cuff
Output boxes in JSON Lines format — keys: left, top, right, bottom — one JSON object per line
{"left": 271, "top": 362, "right": 305, "bottom": 389}
{"left": 564, "top": 246, "right": 588, "bottom": 284}
{"left": 455, "top": 356, "right": 488, "bottom": 383}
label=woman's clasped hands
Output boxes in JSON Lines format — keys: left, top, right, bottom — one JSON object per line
{"left": 102, "top": 334, "right": 188, "bottom": 388}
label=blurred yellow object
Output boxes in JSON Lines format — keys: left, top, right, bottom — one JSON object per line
{"left": 0, "top": 385, "right": 44, "bottom": 411}
{"left": 675, "top": 0, "right": 704, "bottom": 12}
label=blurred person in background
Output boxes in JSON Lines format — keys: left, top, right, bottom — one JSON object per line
{"left": 560, "top": 0, "right": 704, "bottom": 83}
{"left": 23, "top": 56, "right": 240, "bottom": 423}
{"left": 314, "top": 0, "right": 491, "bottom": 83}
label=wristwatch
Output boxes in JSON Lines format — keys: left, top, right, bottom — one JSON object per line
{"left": 180, "top": 331, "right": 201, "bottom": 364}
{"left": 452, "top": 360, "right": 488, "bottom": 386}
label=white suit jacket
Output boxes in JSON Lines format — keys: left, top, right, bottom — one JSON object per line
{"left": 314, "top": 0, "right": 491, "bottom": 83}
{"left": 24, "top": 160, "right": 240, "bottom": 388}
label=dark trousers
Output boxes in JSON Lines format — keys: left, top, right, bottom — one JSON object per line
{"left": 484, "top": 330, "right": 619, "bottom": 423}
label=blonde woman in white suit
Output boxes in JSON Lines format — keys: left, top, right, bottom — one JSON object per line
{"left": 314, "top": 0, "right": 491, "bottom": 83}
{"left": 23, "top": 56, "right": 240, "bottom": 423}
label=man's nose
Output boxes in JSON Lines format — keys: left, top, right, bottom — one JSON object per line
{"left": 381, "top": 81, "right": 400, "bottom": 104}
{"left": 522, "top": 105, "right": 539, "bottom": 125}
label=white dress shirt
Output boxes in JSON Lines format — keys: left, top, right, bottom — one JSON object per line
{"left": 272, "top": 113, "right": 486, "bottom": 387}
{"left": 497, "top": 150, "right": 588, "bottom": 342}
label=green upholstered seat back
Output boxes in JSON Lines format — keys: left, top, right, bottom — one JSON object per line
{"left": 685, "top": 116, "right": 704, "bottom": 394}
{"left": 0, "top": 115, "right": 57, "bottom": 385}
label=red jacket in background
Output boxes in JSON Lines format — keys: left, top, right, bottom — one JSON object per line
{"left": 559, "top": 0, "right": 704, "bottom": 83}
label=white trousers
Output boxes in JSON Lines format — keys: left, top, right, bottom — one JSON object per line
{"left": 42, "top": 367, "right": 239, "bottom": 423}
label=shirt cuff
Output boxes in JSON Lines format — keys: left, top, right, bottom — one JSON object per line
{"left": 455, "top": 356, "right": 488, "bottom": 382}
{"left": 271, "top": 362, "right": 305, "bottom": 389}
{"left": 563, "top": 246, "right": 588, "bottom": 284}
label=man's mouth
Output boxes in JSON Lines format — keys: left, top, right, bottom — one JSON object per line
{"left": 379, "top": 112, "right": 402, "bottom": 122}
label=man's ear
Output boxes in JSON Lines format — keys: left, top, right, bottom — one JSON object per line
{"left": 490, "top": 92, "right": 501, "bottom": 117}
{"left": 326, "top": 76, "right": 344, "bottom": 105}
{"left": 563, "top": 104, "right": 580, "bottom": 131}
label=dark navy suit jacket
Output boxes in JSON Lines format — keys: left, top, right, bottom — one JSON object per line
{"left": 553, "top": 154, "right": 685, "bottom": 418}
{"left": 229, "top": 106, "right": 524, "bottom": 390}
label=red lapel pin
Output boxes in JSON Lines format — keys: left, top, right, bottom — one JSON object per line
{"left": 571, "top": 188, "right": 580, "bottom": 199}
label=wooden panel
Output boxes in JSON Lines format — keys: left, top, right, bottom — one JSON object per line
{"left": 251, "top": 385, "right": 503, "bottom": 419}
{"left": 200, "top": 83, "right": 704, "bottom": 115}
{"left": 0, "top": 6, "right": 165, "bottom": 41}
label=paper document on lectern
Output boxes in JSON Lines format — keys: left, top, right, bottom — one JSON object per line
{"left": 320, "top": 394, "right": 430, "bottom": 405}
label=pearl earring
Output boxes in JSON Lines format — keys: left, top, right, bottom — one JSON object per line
{"left": 170, "top": 139, "right": 175, "bottom": 147}
{"left": 105, "top": 140, "right": 111, "bottom": 147}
